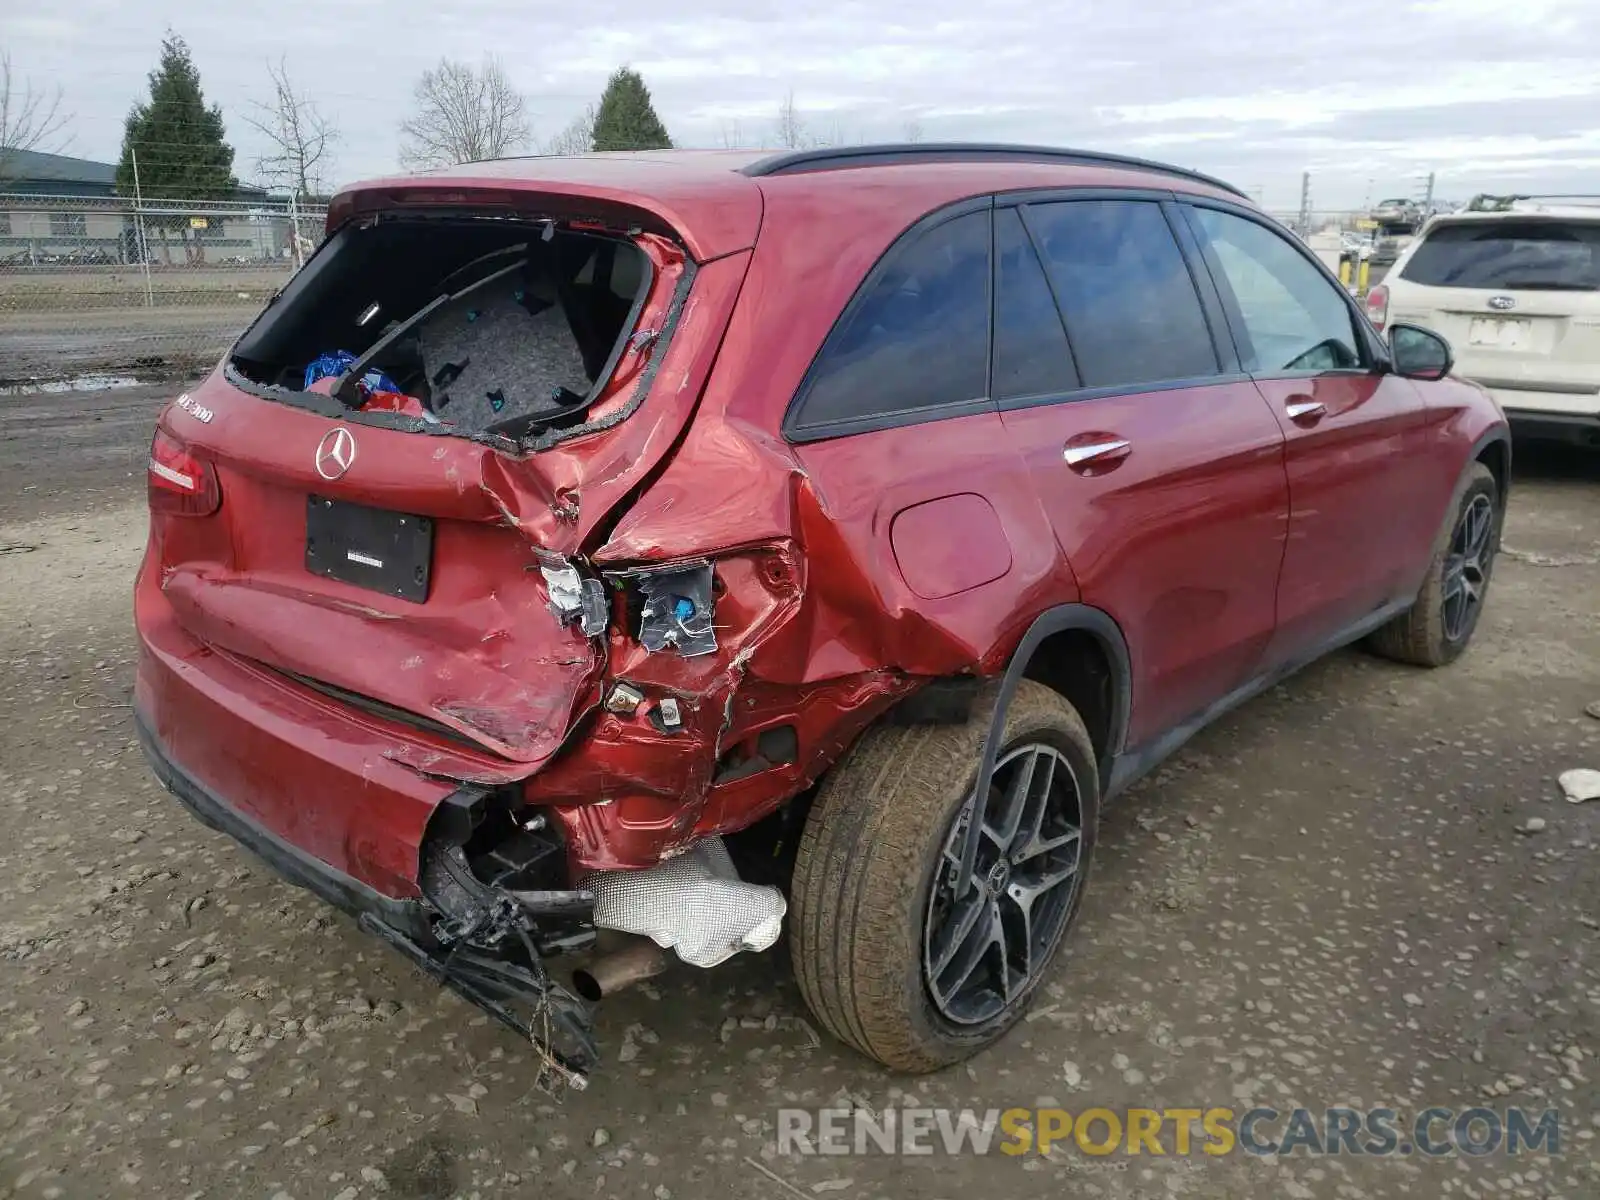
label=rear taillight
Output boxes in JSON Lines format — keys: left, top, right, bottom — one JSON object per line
{"left": 148, "top": 427, "right": 220, "bottom": 516}
{"left": 1366, "top": 284, "right": 1389, "bottom": 331}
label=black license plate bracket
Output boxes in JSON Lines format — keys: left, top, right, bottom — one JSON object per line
{"left": 306, "top": 495, "right": 433, "bottom": 603}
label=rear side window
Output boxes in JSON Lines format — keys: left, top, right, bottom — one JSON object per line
{"left": 1024, "top": 200, "right": 1219, "bottom": 390}
{"left": 993, "top": 207, "right": 1079, "bottom": 399}
{"left": 1400, "top": 221, "right": 1600, "bottom": 290}
{"left": 1189, "top": 206, "right": 1363, "bottom": 373}
{"left": 791, "top": 210, "right": 990, "bottom": 431}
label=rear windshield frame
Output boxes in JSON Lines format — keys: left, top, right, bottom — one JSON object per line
{"left": 1399, "top": 217, "right": 1600, "bottom": 291}
{"left": 222, "top": 208, "right": 693, "bottom": 453}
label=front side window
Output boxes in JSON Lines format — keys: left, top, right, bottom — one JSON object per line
{"left": 792, "top": 209, "right": 990, "bottom": 431}
{"left": 1023, "top": 199, "right": 1219, "bottom": 390}
{"left": 1189, "top": 206, "right": 1363, "bottom": 373}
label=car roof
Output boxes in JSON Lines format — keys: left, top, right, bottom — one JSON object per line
{"left": 330, "top": 145, "right": 1251, "bottom": 263}
{"left": 1429, "top": 201, "right": 1600, "bottom": 226}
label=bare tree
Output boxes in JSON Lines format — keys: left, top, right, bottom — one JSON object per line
{"left": 719, "top": 119, "right": 744, "bottom": 150}
{"left": 542, "top": 104, "right": 595, "bottom": 156}
{"left": 399, "top": 56, "right": 530, "bottom": 169}
{"left": 0, "top": 51, "right": 73, "bottom": 184}
{"left": 902, "top": 118, "right": 925, "bottom": 144}
{"left": 774, "top": 90, "right": 806, "bottom": 149}
{"left": 817, "top": 118, "right": 853, "bottom": 148}
{"left": 241, "top": 57, "right": 337, "bottom": 197}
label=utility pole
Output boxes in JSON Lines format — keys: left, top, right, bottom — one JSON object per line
{"left": 1296, "top": 171, "right": 1312, "bottom": 237}
{"left": 1422, "top": 171, "right": 1436, "bottom": 213}
{"left": 288, "top": 193, "right": 303, "bottom": 271}
{"left": 130, "top": 148, "right": 155, "bottom": 309}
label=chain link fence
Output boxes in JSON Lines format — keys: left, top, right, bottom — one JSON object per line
{"left": 0, "top": 193, "right": 327, "bottom": 382}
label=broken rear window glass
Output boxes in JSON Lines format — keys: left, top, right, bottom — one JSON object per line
{"left": 230, "top": 215, "right": 652, "bottom": 437}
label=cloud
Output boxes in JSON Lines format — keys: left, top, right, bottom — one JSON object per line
{"left": 3, "top": 0, "right": 1597, "bottom": 207}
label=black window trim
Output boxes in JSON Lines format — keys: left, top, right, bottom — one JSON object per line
{"left": 990, "top": 187, "right": 1248, "bottom": 415}
{"left": 1177, "top": 196, "right": 1391, "bottom": 380}
{"left": 783, "top": 196, "right": 997, "bottom": 445}
{"left": 992, "top": 203, "right": 1082, "bottom": 401}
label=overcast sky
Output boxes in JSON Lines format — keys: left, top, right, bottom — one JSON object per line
{"left": 5, "top": 0, "right": 1599, "bottom": 209}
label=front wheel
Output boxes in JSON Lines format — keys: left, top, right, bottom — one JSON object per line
{"left": 1366, "top": 462, "right": 1500, "bottom": 667}
{"left": 788, "top": 680, "right": 1099, "bottom": 1072}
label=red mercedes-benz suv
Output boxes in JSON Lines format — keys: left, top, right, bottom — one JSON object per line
{"left": 134, "top": 145, "right": 1508, "bottom": 1083}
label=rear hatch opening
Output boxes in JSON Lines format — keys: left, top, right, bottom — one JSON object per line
{"left": 227, "top": 210, "right": 670, "bottom": 448}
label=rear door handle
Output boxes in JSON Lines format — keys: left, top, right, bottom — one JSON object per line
{"left": 1285, "top": 399, "right": 1327, "bottom": 423}
{"left": 1062, "top": 437, "right": 1132, "bottom": 470}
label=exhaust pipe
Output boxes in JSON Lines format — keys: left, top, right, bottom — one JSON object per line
{"left": 572, "top": 937, "right": 670, "bottom": 1001}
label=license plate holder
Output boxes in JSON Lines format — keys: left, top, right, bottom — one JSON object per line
{"left": 1467, "top": 317, "right": 1531, "bottom": 349}
{"left": 306, "top": 496, "right": 433, "bottom": 603}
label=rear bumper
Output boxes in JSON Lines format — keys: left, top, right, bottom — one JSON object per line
{"left": 136, "top": 569, "right": 605, "bottom": 1078}
{"left": 1479, "top": 382, "right": 1600, "bottom": 420}
{"left": 1502, "top": 408, "right": 1600, "bottom": 446}
{"left": 134, "top": 555, "right": 470, "bottom": 899}
{"left": 137, "top": 702, "right": 602, "bottom": 1083}
{"left": 135, "top": 710, "right": 432, "bottom": 940}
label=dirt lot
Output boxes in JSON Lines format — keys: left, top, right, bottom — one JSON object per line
{"left": 0, "top": 309, "right": 256, "bottom": 384}
{"left": 2, "top": 383, "right": 1598, "bottom": 1199}
{"left": 0, "top": 267, "right": 289, "bottom": 380}
{"left": 0, "top": 267, "right": 291, "bottom": 313}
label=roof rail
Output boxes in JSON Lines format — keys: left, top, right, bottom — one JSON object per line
{"left": 741, "top": 142, "right": 1249, "bottom": 199}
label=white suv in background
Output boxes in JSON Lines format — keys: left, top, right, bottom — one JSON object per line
{"left": 1367, "top": 197, "right": 1600, "bottom": 446}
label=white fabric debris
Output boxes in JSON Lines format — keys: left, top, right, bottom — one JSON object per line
{"left": 540, "top": 562, "right": 584, "bottom": 615}
{"left": 585, "top": 837, "right": 786, "bottom": 969}
{"left": 1558, "top": 768, "right": 1600, "bottom": 804}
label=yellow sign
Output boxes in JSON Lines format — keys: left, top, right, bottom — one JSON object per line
{"left": 189, "top": 217, "right": 209, "bottom": 229}
{"left": 1355, "top": 219, "right": 1379, "bottom": 230}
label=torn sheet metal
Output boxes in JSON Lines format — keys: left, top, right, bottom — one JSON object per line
{"left": 584, "top": 836, "right": 784, "bottom": 968}
{"left": 610, "top": 560, "right": 718, "bottom": 656}
{"left": 540, "top": 558, "right": 610, "bottom": 637}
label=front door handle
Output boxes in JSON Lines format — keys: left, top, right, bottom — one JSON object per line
{"left": 1285, "top": 398, "right": 1327, "bottom": 423}
{"left": 1062, "top": 437, "right": 1132, "bottom": 470}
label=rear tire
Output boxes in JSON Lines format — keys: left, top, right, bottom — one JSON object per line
{"left": 1366, "top": 462, "right": 1500, "bottom": 667}
{"left": 789, "top": 680, "right": 1098, "bottom": 1072}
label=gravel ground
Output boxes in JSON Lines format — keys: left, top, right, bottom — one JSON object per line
{"left": 1, "top": 383, "right": 1598, "bottom": 1199}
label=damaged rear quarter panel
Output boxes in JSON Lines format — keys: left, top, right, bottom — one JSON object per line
{"left": 546, "top": 178, "right": 1075, "bottom": 869}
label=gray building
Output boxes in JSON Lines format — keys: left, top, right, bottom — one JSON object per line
{"left": 1, "top": 149, "right": 278, "bottom": 265}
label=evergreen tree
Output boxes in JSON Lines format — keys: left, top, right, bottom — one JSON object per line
{"left": 590, "top": 68, "right": 672, "bottom": 152}
{"left": 116, "top": 32, "right": 237, "bottom": 262}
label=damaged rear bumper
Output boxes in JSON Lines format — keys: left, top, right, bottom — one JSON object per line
{"left": 136, "top": 709, "right": 600, "bottom": 1084}
{"left": 135, "top": 711, "right": 433, "bottom": 939}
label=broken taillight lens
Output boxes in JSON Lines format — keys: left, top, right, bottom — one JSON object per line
{"left": 148, "top": 427, "right": 220, "bottom": 516}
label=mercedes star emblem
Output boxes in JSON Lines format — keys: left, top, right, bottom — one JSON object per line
{"left": 315, "top": 427, "right": 357, "bottom": 480}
